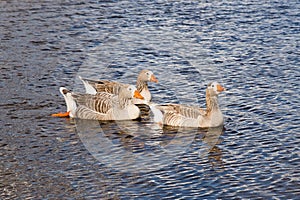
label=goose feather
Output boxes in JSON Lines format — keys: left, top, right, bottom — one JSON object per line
{"left": 150, "top": 82, "right": 226, "bottom": 128}
{"left": 56, "top": 85, "right": 144, "bottom": 120}
{"left": 79, "top": 69, "right": 158, "bottom": 104}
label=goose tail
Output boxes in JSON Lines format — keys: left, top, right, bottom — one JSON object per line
{"left": 149, "top": 103, "right": 164, "bottom": 124}
{"left": 52, "top": 87, "right": 77, "bottom": 118}
{"left": 78, "top": 76, "right": 97, "bottom": 95}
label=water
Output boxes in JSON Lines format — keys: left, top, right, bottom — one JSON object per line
{"left": 1, "top": 0, "right": 299, "bottom": 199}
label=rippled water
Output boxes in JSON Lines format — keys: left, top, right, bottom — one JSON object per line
{"left": 1, "top": 0, "right": 299, "bottom": 199}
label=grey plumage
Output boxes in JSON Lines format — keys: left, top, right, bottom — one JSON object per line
{"left": 151, "top": 82, "right": 226, "bottom": 128}
{"left": 59, "top": 85, "right": 143, "bottom": 121}
{"left": 79, "top": 69, "right": 158, "bottom": 103}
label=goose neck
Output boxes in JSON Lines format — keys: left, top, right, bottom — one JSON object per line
{"left": 136, "top": 80, "right": 148, "bottom": 93}
{"left": 206, "top": 90, "right": 219, "bottom": 114}
{"left": 117, "top": 95, "right": 131, "bottom": 109}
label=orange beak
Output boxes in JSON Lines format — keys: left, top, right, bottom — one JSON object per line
{"left": 150, "top": 74, "right": 158, "bottom": 83}
{"left": 217, "top": 84, "right": 225, "bottom": 92}
{"left": 134, "top": 90, "right": 144, "bottom": 100}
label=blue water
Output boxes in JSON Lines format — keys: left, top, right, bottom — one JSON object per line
{"left": 1, "top": 0, "right": 299, "bottom": 199}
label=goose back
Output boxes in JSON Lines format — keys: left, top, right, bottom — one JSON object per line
{"left": 152, "top": 82, "right": 225, "bottom": 128}
{"left": 72, "top": 93, "right": 113, "bottom": 114}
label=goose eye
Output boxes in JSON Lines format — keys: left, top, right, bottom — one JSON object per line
{"left": 146, "top": 72, "right": 150, "bottom": 75}
{"left": 211, "top": 84, "right": 214, "bottom": 88}
{"left": 129, "top": 87, "right": 132, "bottom": 91}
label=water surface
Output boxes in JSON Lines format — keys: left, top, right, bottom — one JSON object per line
{"left": 1, "top": 0, "right": 299, "bottom": 199}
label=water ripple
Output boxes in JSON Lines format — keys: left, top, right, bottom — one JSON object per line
{"left": 1, "top": 0, "right": 299, "bottom": 199}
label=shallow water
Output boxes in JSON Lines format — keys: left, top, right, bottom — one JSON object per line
{"left": 1, "top": 0, "right": 299, "bottom": 199}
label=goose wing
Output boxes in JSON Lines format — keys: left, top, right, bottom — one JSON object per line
{"left": 80, "top": 77, "right": 124, "bottom": 94}
{"left": 94, "top": 80, "right": 124, "bottom": 94}
{"left": 152, "top": 104, "right": 206, "bottom": 127}
{"left": 72, "top": 92, "right": 114, "bottom": 114}
{"left": 156, "top": 104, "right": 206, "bottom": 119}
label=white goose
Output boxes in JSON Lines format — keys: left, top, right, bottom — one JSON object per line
{"left": 150, "top": 82, "right": 226, "bottom": 128}
{"left": 79, "top": 69, "right": 158, "bottom": 104}
{"left": 52, "top": 85, "right": 144, "bottom": 120}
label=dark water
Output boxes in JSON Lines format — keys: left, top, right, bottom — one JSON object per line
{"left": 1, "top": 0, "right": 299, "bottom": 199}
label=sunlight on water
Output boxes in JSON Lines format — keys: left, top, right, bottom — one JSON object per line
{"left": 1, "top": 0, "right": 299, "bottom": 199}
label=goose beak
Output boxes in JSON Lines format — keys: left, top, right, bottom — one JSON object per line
{"left": 217, "top": 84, "right": 226, "bottom": 92}
{"left": 51, "top": 111, "right": 70, "bottom": 118}
{"left": 134, "top": 90, "right": 144, "bottom": 100}
{"left": 150, "top": 74, "right": 158, "bottom": 83}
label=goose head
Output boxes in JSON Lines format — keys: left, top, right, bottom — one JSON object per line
{"left": 138, "top": 69, "right": 158, "bottom": 83}
{"left": 207, "top": 82, "right": 226, "bottom": 96}
{"left": 119, "top": 85, "right": 144, "bottom": 100}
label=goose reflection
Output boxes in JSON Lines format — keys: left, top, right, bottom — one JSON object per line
{"left": 75, "top": 119, "right": 224, "bottom": 172}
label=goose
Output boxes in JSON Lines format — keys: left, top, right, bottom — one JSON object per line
{"left": 52, "top": 84, "right": 144, "bottom": 120}
{"left": 150, "top": 82, "right": 226, "bottom": 128}
{"left": 79, "top": 69, "right": 158, "bottom": 104}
